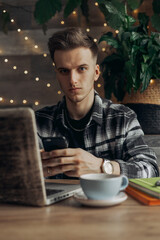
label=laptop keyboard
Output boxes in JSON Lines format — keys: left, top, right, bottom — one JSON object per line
{"left": 46, "top": 189, "right": 63, "bottom": 196}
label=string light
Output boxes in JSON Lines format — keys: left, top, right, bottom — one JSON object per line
{"left": 3, "top": 10, "right": 6, "bottom": 13}
{"left": 47, "top": 83, "right": 51, "bottom": 87}
{"left": 17, "top": 28, "right": 21, "bottom": 32}
{"left": 35, "top": 101, "right": 39, "bottom": 105}
{"left": 97, "top": 83, "right": 101, "bottom": 88}
{"left": 34, "top": 45, "right": 38, "bottom": 48}
{"left": 23, "top": 100, "right": 27, "bottom": 104}
{"left": 11, "top": 19, "right": 15, "bottom": 23}
{"left": 57, "top": 91, "right": 61, "bottom": 95}
{"left": 102, "top": 48, "right": 106, "bottom": 52}
{"left": 13, "top": 66, "right": 17, "bottom": 70}
{"left": 72, "top": 11, "right": 76, "bottom": 15}
{"left": 86, "top": 28, "right": 90, "bottom": 32}
{"left": 43, "top": 53, "right": 47, "bottom": 57}
{"left": 52, "top": 63, "right": 55, "bottom": 67}
{"left": 133, "top": 9, "right": 139, "bottom": 14}
{"left": 24, "top": 70, "right": 28, "bottom": 74}
{"left": 61, "top": 20, "right": 65, "bottom": 25}
{"left": 4, "top": 58, "right": 8, "bottom": 62}
{"left": 35, "top": 77, "right": 39, "bottom": 81}
{"left": 150, "top": 79, "right": 154, "bottom": 84}
{"left": 94, "top": 38, "right": 97, "bottom": 42}
{"left": 104, "top": 23, "right": 107, "bottom": 27}
{"left": 95, "top": 2, "right": 98, "bottom": 6}
{"left": 10, "top": 99, "right": 14, "bottom": 103}
{"left": 115, "top": 30, "right": 119, "bottom": 34}
{"left": 0, "top": 97, "right": 3, "bottom": 102}
{"left": 24, "top": 36, "right": 28, "bottom": 40}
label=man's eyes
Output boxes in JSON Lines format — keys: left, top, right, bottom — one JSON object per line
{"left": 58, "top": 66, "right": 88, "bottom": 74}
{"left": 59, "top": 69, "right": 69, "bottom": 74}
{"left": 79, "top": 66, "right": 87, "bottom": 71}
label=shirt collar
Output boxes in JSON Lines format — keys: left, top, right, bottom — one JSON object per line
{"left": 55, "top": 91, "right": 109, "bottom": 127}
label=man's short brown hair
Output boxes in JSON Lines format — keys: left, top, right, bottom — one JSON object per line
{"left": 48, "top": 27, "right": 99, "bottom": 62}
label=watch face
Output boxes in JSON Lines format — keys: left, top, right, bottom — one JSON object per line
{"left": 103, "top": 161, "right": 113, "bottom": 174}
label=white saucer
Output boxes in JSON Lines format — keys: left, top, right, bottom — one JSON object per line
{"left": 74, "top": 191, "right": 127, "bottom": 207}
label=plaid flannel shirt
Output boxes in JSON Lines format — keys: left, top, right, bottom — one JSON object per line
{"left": 35, "top": 92, "right": 159, "bottom": 179}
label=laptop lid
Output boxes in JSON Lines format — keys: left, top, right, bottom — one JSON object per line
{"left": 0, "top": 107, "right": 50, "bottom": 206}
{"left": 0, "top": 107, "right": 81, "bottom": 206}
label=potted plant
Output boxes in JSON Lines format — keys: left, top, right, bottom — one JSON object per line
{"left": 97, "top": 0, "right": 160, "bottom": 102}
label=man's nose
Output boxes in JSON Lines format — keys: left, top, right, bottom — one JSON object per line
{"left": 69, "top": 70, "right": 78, "bottom": 85}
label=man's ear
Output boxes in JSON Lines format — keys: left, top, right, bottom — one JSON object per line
{"left": 94, "top": 64, "right": 100, "bottom": 82}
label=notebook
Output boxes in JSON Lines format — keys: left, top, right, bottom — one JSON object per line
{"left": 129, "top": 177, "right": 160, "bottom": 199}
{"left": 0, "top": 107, "right": 81, "bottom": 206}
{"left": 126, "top": 185, "right": 160, "bottom": 206}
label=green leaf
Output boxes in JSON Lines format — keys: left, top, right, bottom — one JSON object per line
{"left": 34, "top": 0, "right": 62, "bottom": 25}
{"left": 140, "top": 64, "right": 152, "bottom": 92}
{"left": 142, "top": 55, "right": 150, "bottom": 63}
{"left": 127, "top": 0, "right": 142, "bottom": 10}
{"left": 130, "top": 32, "right": 141, "bottom": 41}
{"left": 64, "top": 0, "right": 82, "bottom": 18}
{"left": 0, "top": 11, "right": 11, "bottom": 34}
{"left": 99, "top": 35, "right": 119, "bottom": 48}
{"left": 151, "top": 14, "right": 160, "bottom": 31}
{"left": 152, "top": 0, "right": 160, "bottom": 14}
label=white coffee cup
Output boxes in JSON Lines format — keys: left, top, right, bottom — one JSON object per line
{"left": 80, "top": 173, "right": 128, "bottom": 200}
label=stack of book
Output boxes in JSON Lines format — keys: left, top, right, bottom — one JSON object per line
{"left": 126, "top": 177, "right": 160, "bottom": 205}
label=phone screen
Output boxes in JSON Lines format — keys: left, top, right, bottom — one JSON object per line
{"left": 42, "top": 137, "right": 68, "bottom": 152}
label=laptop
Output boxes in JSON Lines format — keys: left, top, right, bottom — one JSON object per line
{"left": 0, "top": 107, "right": 81, "bottom": 206}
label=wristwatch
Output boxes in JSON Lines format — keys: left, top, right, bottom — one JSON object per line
{"left": 102, "top": 160, "right": 113, "bottom": 174}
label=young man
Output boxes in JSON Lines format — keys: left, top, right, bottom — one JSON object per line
{"left": 36, "top": 27, "right": 159, "bottom": 179}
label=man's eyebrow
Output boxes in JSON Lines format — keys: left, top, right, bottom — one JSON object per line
{"left": 56, "top": 67, "right": 68, "bottom": 70}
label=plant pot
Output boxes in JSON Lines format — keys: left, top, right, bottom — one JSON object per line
{"left": 122, "top": 79, "right": 160, "bottom": 105}
{"left": 111, "top": 79, "right": 160, "bottom": 134}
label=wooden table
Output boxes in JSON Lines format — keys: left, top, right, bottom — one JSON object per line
{"left": 0, "top": 180, "right": 160, "bottom": 240}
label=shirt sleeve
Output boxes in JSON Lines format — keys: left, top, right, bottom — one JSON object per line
{"left": 114, "top": 110, "right": 159, "bottom": 178}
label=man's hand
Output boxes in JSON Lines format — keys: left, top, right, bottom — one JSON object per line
{"left": 41, "top": 148, "right": 103, "bottom": 178}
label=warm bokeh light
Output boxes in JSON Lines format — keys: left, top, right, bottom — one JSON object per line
{"left": 23, "top": 100, "right": 27, "bottom": 104}
{"left": 35, "top": 77, "right": 39, "bottom": 81}
{"left": 35, "top": 101, "right": 39, "bottom": 105}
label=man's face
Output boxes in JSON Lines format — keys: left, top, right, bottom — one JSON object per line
{"left": 54, "top": 47, "right": 100, "bottom": 104}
